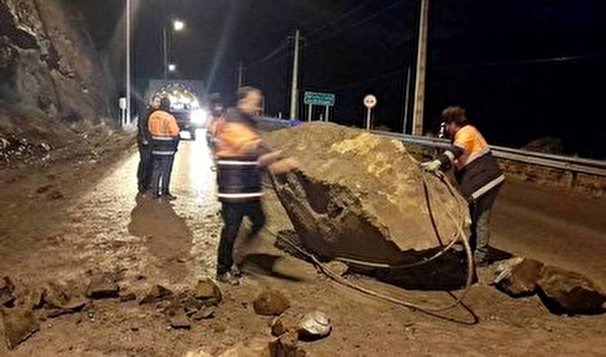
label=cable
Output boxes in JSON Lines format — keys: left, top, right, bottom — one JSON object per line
{"left": 246, "top": 39, "right": 290, "bottom": 69}
{"left": 306, "top": 0, "right": 374, "bottom": 39}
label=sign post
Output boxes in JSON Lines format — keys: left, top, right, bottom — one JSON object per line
{"left": 304, "top": 91, "right": 335, "bottom": 122}
{"left": 363, "top": 94, "right": 377, "bottom": 130}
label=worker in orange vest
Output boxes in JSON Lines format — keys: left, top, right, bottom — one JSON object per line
{"left": 422, "top": 106, "right": 505, "bottom": 266}
{"left": 148, "top": 97, "right": 180, "bottom": 200}
{"left": 214, "top": 86, "right": 297, "bottom": 285}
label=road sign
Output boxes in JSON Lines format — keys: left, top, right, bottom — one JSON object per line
{"left": 304, "top": 91, "right": 335, "bottom": 107}
{"left": 363, "top": 94, "right": 377, "bottom": 109}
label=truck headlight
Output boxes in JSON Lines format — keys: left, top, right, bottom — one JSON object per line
{"left": 190, "top": 109, "right": 208, "bottom": 125}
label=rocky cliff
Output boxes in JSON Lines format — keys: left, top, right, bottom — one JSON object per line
{"left": 0, "top": 0, "right": 111, "bottom": 122}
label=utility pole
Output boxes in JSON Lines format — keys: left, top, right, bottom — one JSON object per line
{"left": 289, "top": 29, "right": 300, "bottom": 120}
{"left": 402, "top": 66, "right": 411, "bottom": 134}
{"left": 162, "top": 26, "right": 168, "bottom": 79}
{"left": 237, "top": 61, "right": 244, "bottom": 89}
{"left": 412, "top": 0, "right": 429, "bottom": 136}
{"left": 125, "top": 0, "right": 131, "bottom": 126}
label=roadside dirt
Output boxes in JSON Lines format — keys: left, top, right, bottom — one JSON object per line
{"left": 0, "top": 137, "right": 605, "bottom": 356}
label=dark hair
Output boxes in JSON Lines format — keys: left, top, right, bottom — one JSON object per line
{"left": 236, "top": 86, "right": 261, "bottom": 101}
{"left": 209, "top": 93, "right": 222, "bottom": 105}
{"left": 442, "top": 106, "right": 468, "bottom": 125}
{"left": 160, "top": 96, "right": 171, "bottom": 110}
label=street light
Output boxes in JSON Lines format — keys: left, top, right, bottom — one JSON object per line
{"left": 168, "top": 63, "right": 177, "bottom": 72}
{"left": 163, "top": 18, "right": 185, "bottom": 79}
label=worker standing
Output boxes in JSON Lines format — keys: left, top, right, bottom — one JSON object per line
{"left": 214, "top": 86, "right": 297, "bottom": 285}
{"left": 421, "top": 106, "right": 505, "bottom": 266}
{"left": 148, "top": 97, "right": 180, "bottom": 200}
{"left": 206, "top": 93, "right": 225, "bottom": 151}
{"left": 137, "top": 95, "right": 160, "bottom": 194}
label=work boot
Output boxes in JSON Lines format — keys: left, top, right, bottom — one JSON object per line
{"left": 216, "top": 271, "right": 240, "bottom": 286}
{"left": 231, "top": 265, "right": 243, "bottom": 278}
{"left": 163, "top": 193, "right": 177, "bottom": 201}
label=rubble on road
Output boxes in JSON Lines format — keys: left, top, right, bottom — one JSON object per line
{"left": 219, "top": 335, "right": 307, "bottom": 357}
{"left": 41, "top": 281, "right": 87, "bottom": 317}
{"left": 494, "top": 257, "right": 544, "bottom": 296}
{"left": 191, "top": 306, "right": 215, "bottom": 321}
{"left": 170, "top": 314, "right": 192, "bottom": 329}
{"left": 263, "top": 123, "right": 470, "bottom": 266}
{"left": 253, "top": 289, "right": 290, "bottom": 316}
{"left": 139, "top": 284, "right": 173, "bottom": 305}
{"left": 297, "top": 311, "right": 331, "bottom": 341}
{"left": 86, "top": 273, "right": 120, "bottom": 299}
{"left": 269, "top": 332, "right": 308, "bottom": 357}
{"left": 270, "top": 316, "right": 288, "bottom": 337}
{"left": 0, "top": 276, "right": 16, "bottom": 307}
{"left": 492, "top": 257, "right": 606, "bottom": 315}
{"left": 1, "top": 306, "right": 40, "bottom": 350}
{"left": 324, "top": 261, "right": 349, "bottom": 276}
{"left": 537, "top": 266, "right": 606, "bottom": 315}
{"left": 193, "top": 279, "right": 223, "bottom": 306}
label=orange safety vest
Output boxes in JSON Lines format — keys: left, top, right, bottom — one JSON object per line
{"left": 148, "top": 110, "right": 180, "bottom": 155}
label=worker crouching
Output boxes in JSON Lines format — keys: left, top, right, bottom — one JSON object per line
{"left": 214, "top": 86, "right": 297, "bottom": 285}
{"left": 422, "top": 106, "right": 505, "bottom": 266}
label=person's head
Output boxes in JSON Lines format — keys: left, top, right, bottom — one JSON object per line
{"left": 209, "top": 93, "right": 224, "bottom": 116}
{"left": 442, "top": 106, "right": 468, "bottom": 137}
{"left": 159, "top": 96, "right": 171, "bottom": 111}
{"left": 237, "top": 86, "right": 262, "bottom": 116}
{"left": 150, "top": 95, "right": 161, "bottom": 109}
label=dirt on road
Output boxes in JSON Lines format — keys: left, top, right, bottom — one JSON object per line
{"left": 1, "top": 135, "right": 605, "bottom": 356}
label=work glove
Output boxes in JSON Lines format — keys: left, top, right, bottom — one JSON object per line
{"left": 420, "top": 159, "right": 442, "bottom": 172}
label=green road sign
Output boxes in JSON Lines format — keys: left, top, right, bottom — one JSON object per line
{"left": 304, "top": 91, "right": 335, "bottom": 106}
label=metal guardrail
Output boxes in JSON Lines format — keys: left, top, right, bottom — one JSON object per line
{"left": 259, "top": 118, "right": 606, "bottom": 177}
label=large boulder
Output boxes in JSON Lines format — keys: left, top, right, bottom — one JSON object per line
{"left": 1, "top": 306, "right": 39, "bottom": 350}
{"left": 537, "top": 266, "right": 606, "bottom": 315}
{"left": 494, "top": 257, "right": 544, "bottom": 297}
{"left": 263, "top": 123, "right": 470, "bottom": 265}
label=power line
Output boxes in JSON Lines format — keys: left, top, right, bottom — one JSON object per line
{"left": 306, "top": 0, "right": 374, "bottom": 39}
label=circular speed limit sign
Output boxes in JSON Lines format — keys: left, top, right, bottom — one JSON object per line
{"left": 363, "top": 94, "right": 377, "bottom": 108}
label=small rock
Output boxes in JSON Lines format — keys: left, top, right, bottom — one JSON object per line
{"left": 211, "top": 323, "right": 227, "bottom": 333}
{"left": 35, "top": 185, "right": 53, "bottom": 194}
{"left": 494, "top": 257, "right": 544, "bottom": 297}
{"left": 48, "top": 191, "right": 64, "bottom": 200}
{"left": 298, "top": 311, "right": 331, "bottom": 341}
{"left": 194, "top": 279, "right": 222, "bottom": 306}
{"left": 269, "top": 332, "right": 307, "bottom": 356}
{"left": 191, "top": 306, "right": 215, "bottom": 321}
{"left": 0, "top": 276, "right": 16, "bottom": 307}
{"left": 537, "top": 266, "right": 606, "bottom": 315}
{"left": 185, "top": 349, "right": 213, "bottom": 357}
{"left": 139, "top": 284, "right": 173, "bottom": 305}
{"left": 220, "top": 338, "right": 272, "bottom": 357}
{"left": 42, "top": 282, "right": 87, "bottom": 316}
{"left": 119, "top": 293, "right": 137, "bottom": 302}
{"left": 325, "top": 261, "right": 349, "bottom": 276}
{"left": 170, "top": 315, "right": 192, "bottom": 329}
{"left": 1, "top": 306, "right": 40, "bottom": 350}
{"left": 182, "top": 297, "right": 203, "bottom": 316}
{"left": 271, "top": 316, "right": 288, "bottom": 337}
{"left": 40, "top": 143, "right": 51, "bottom": 152}
{"left": 86, "top": 273, "right": 119, "bottom": 299}
{"left": 253, "top": 289, "right": 290, "bottom": 316}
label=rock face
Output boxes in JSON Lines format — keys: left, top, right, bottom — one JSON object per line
{"left": 494, "top": 257, "right": 544, "bottom": 296}
{"left": 537, "top": 266, "right": 606, "bottom": 315}
{"left": 263, "top": 123, "right": 470, "bottom": 265}
{"left": 0, "top": 0, "right": 111, "bottom": 121}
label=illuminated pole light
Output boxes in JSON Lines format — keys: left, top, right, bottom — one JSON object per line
{"left": 173, "top": 19, "right": 185, "bottom": 32}
{"left": 168, "top": 63, "right": 177, "bottom": 72}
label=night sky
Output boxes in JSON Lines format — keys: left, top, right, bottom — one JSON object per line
{"left": 76, "top": 0, "right": 606, "bottom": 158}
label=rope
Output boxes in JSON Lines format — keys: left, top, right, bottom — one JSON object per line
{"left": 266, "top": 169, "right": 475, "bottom": 315}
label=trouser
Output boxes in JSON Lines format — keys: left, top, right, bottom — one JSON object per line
{"left": 216, "top": 200, "right": 266, "bottom": 275}
{"left": 150, "top": 154, "right": 175, "bottom": 196}
{"left": 469, "top": 183, "right": 502, "bottom": 263}
{"left": 137, "top": 143, "right": 153, "bottom": 191}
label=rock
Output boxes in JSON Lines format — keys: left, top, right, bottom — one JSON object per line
{"left": 36, "top": 184, "right": 53, "bottom": 194}
{"left": 0, "top": 277, "right": 16, "bottom": 307}
{"left": 211, "top": 323, "right": 227, "bottom": 333}
{"left": 220, "top": 338, "right": 272, "bottom": 357}
{"left": 269, "top": 333, "right": 307, "bottom": 357}
{"left": 1, "top": 306, "right": 40, "bottom": 350}
{"left": 41, "top": 282, "right": 87, "bottom": 316}
{"left": 119, "top": 293, "right": 137, "bottom": 302}
{"left": 324, "top": 261, "right": 349, "bottom": 276}
{"left": 193, "top": 279, "right": 222, "bottom": 306}
{"left": 86, "top": 273, "right": 119, "bottom": 299}
{"left": 182, "top": 297, "right": 204, "bottom": 316}
{"left": 185, "top": 349, "right": 213, "bottom": 357}
{"left": 170, "top": 315, "right": 192, "bottom": 329}
{"left": 48, "top": 190, "right": 64, "bottom": 200}
{"left": 139, "top": 284, "right": 173, "bottom": 305}
{"left": 253, "top": 289, "right": 290, "bottom": 316}
{"left": 271, "top": 316, "right": 288, "bottom": 337}
{"left": 297, "top": 311, "right": 331, "bottom": 341}
{"left": 537, "top": 266, "right": 606, "bottom": 315}
{"left": 191, "top": 306, "right": 215, "bottom": 321}
{"left": 40, "top": 143, "right": 52, "bottom": 152}
{"left": 493, "top": 257, "right": 544, "bottom": 296}
{"left": 263, "top": 123, "right": 470, "bottom": 265}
